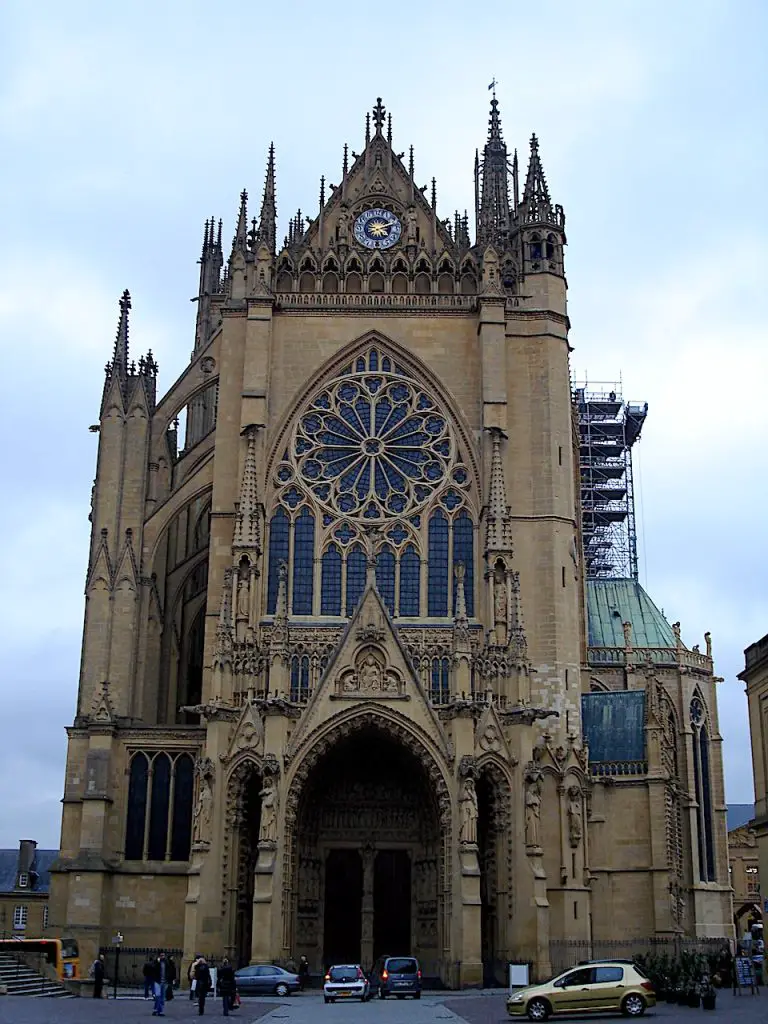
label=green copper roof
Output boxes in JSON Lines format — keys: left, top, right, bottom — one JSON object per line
{"left": 587, "top": 580, "right": 676, "bottom": 648}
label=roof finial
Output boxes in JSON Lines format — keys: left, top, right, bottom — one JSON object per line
{"left": 343, "top": 142, "right": 349, "bottom": 177}
{"left": 111, "top": 289, "right": 131, "bottom": 377}
{"left": 372, "top": 97, "right": 386, "bottom": 134}
{"left": 387, "top": 111, "right": 392, "bottom": 145}
{"left": 408, "top": 145, "right": 414, "bottom": 180}
{"left": 319, "top": 175, "right": 325, "bottom": 209}
{"left": 431, "top": 177, "right": 437, "bottom": 210}
{"left": 365, "top": 111, "right": 371, "bottom": 145}
{"left": 254, "top": 144, "right": 277, "bottom": 254}
{"left": 488, "top": 76, "right": 497, "bottom": 99}
{"left": 231, "top": 189, "right": 248, "bottom": 256}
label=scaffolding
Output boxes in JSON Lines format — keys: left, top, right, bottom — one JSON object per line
{"left": 574, "top": 382, "right": 647, "bottom": 580}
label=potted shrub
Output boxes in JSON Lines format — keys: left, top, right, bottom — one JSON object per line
{"left": 700, "top": 971, "right": 717, "bottom": 1011}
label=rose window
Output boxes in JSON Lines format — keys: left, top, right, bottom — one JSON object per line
{"left": 293, "top": 368, "right": 454, "bottom": 521}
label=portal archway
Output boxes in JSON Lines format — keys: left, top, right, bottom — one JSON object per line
{"left": 285, "top": 717, "right": 450, "bottom": 978}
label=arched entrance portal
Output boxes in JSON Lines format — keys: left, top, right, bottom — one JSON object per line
{"left": 292, "top": 726, "right": 444, "bottom": 975}
{"left": 225, "top": 761, "right": 263, "bottom": 967}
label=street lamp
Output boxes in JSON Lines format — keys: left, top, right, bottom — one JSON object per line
{"left": 111, "top": 932, "right": 123, "bottom": 1000}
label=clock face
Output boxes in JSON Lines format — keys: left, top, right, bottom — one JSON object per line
{"left": 353, "top": 208, "right": 402, "bottom": 250}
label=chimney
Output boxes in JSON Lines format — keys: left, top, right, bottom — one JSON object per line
{"left": 18, "top": 840, "right": 37, "bottom": 888}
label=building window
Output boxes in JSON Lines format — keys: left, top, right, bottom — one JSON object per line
{"left": 13, "top": 906, "right": 27, "bottom": 930}
{"left": 292, "top": 508, "right": 315, "bottom": 614}
{"left": 17, "top": 873, "right": 28, "bottom": 888}
{"left": 452, "top": 511, "right": 474, "bottom": 616}
{"left": 399, "top": 545, "right": 420, "bottom": 616}
{"left": 43, "top": 905, "right": 49, "bottom": 930}
{"left": 346, "top": 544, "right": 367, "bottom": 616}
{"left": 375, "top": 545, "right": 395, "bottom": 615}
{"left": 266, "top": 508, "right": 289, "bottom": 613}
{"left": 431, "top": 657, "right": 451, "bottom": 704}
{"left": 320, "top": 543, "right": 342, "bottom": 615}
{"left": 125, "top": 751, "right": 195, "bottom": 862}
{"left": 428, "top": 510, "right": 449, "bottom": 616}
{"left": 690, "top": 696, "right": 716, "bottom": 882}
{"left": 290, "top": 655, "right": 311, "bottom": 703}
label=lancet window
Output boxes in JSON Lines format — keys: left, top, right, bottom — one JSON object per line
{"left": 265, "top": 345, "right": 477, "bottom": 621}
{"left": 124, "top": 751, "right": 195, "bottom": 862}
{"left": 690, "top": 696, "right": 716, "bottom": 882}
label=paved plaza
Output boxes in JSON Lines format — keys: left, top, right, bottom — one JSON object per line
{"left": 0, "top": 989, "right": 765, "bottom": 1024}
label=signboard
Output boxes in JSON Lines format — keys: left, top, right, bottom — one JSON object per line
{"left": 509, "top": 963, "right": 530, "bottom": 988}
{"left": 734, "top": 956, "right": 756, "bottom": 995}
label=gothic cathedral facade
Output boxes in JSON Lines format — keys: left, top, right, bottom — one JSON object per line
{"left": 50, "top": 98, "right": 733, "bottom": 986}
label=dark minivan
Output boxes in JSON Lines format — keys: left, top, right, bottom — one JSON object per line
{"left": 369, "top": 956, "right": 421, "bottom": 999}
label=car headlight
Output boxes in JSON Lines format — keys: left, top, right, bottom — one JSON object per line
{"left": 508, "top": 994, "right": 524, "bottom": 1004}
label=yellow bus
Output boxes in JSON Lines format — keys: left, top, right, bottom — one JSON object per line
{"left": 0, "top": 936, "right": 80, "bottom": 980}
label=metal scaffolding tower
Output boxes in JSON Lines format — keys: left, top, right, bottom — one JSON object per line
{"left": 574, "top": 382, "right": 648, "bottom": 580}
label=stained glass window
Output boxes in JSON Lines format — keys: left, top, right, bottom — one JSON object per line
{"left": 321, "top": 544, "right": 342, "bottom": 615}
{"left": 292, "top": 508, "right": 315, "bottom": 614}
{"left": 452, "top": 511, "right": 475, "bottom": 616}
{"left": 376, "top": 545, "right": 396, "bottom": 615}
{"left": 125, "top": 753, "right": 148, "bottom": 860}
{"left": 346, "top": 544, "right": 366, "bottom": 615}
{"left": 399, "top": 545, "right": 420, "bottom": 616}
{"left": 300, "top": 655, "right": 310, "bottom": 701}
{"left": 147, "top": 753, "right": 171, "bottom": 861}
{"left": 267, "top": 508, "right": 289, "bottom": 614}
{"left": 428, "top": 511, "right": 449, "bottom": 616}
{"left": 170, "top": 754, "right": 194, "bottom": 861}
{"left": 290, "top": 656, "right": 300, "bottom": 702}
{"left": 430, "top": 657, "right": 450, "bottom": 704}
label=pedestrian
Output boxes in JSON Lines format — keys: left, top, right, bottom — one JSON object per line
{"left": 166, "top": 955, "right": 177, "bottom": 1001}
{"left": 298, "top": 955, "right": 310, "bottom": 991}
{"left": 91, "top": 954, "right": 105, "bottom": 999}
{"left": 189, "top": 954, "right": 202, "bottom": 1000}
{"left": 194, "top": 955, "right": 212, "bottom": 1016}
{"left": 143, "top": 957, "right": 154, "bottom": 999}
{"left": 218, "top": 957, "right": 235, "bottom": 1016}
{"left": 151, "top": 951, "right": 169, "bottom": 1017}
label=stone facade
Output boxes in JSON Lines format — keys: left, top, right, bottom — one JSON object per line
{"left": 49, "top": 97, "right": 732, "bottom": 987}
{"left": 740, "top": 634, "right": 768, "bottom": 936}
{"left": 728, "top": 824, "right": 760, "bottom": 937}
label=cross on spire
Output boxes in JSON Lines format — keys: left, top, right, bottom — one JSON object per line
{"left": 372, "top": 97, "right": 386, "bottom": 134}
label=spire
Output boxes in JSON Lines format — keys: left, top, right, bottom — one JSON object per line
{"left": 485, "top": 428, "right": 513, "bottom": 552}
{"left": 231, "top": 189, "right": 248, "bottom": 256}
{"left": 233, "top": 426, "right": 262, "bottom": 555}
{"left": 476, "top": 95, "right": 511, "bottom": 247}
{"left": 110, "top": 289, "right": 131, "bottom": 378}
{"left": 255, "top": 144, "right": 277, "bottom": 254}
{"left": 521, "top": 134, "right": 554, "bottom": 223}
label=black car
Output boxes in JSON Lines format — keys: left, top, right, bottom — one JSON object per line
{"left": 234, "top": 964, "right": 301, "bottom": 996}
{"left": 369, "top": 955, "right": 421, "bottom": 999}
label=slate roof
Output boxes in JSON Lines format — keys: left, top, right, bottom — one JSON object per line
{"left": 727, "top": 804, "right": 755, "bottom": 832}
{"left": 587, "top": 580, "right": 676, "bottom": 648}
{"left": 0, "top": 850, "right": 58, "bottom": 894}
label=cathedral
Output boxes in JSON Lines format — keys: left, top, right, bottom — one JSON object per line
{"left": 49, "top": 96, "right": 733, "bottom": 987}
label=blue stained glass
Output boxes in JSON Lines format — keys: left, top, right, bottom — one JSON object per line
{"left": 339, "top": 493, "right": 357, "bottom": 513}
{"left": 313, "top": 484, "right": 330, "bottom": 500}
{"left": 365, "top": 376, "right": 383, "bottom": 393}
{"left": 290, "top": 656, "right": 300, "bottom": 701}
{"left": 391, "top": 383, "right": 410, "bottom": 402}
{"left": 410, "top": 516, "right": 421, "bottom": 527}
{"left": 375, "top": 463, "right": 389, "bottom": 499}
{"left": 303, "top": 460, "right": 321, "bottom": 479}
{"left": 369, "top": 349, "right": 379, "bottom": 370}
{"left": 321, "top": 544, "right": 342, "bottom": 615}
{"left": 426, "top": 416, "right": 445, "bottom": 435}
{"left": 303, "top": 414, "right": 322, "bottom": 434}
{"left": 363, "top": 502, "right": 380, "bottom": 519}
{"left": 340, "top": 462, "right": 364, "bottom": 492}
{"left": 452, "top": 511, "right": 475, "bottom": 616}
{"left": 441, "top": 657, "right": 451, "bottom": 701}
{"left": 375, "top": 397, "right": 392, "bottom": 433}
{"left": 433, "top": 439, "right": 450, "bottom": 457}
{"left": 315, "top": 393, "right": 331, "bottom": 409}
{"left": 267, "top": 509, "right": 289, "bottom": 614}
{"left": 428, "top": 511, "right": 449, "bottom": 616}
{"left": 326, "top": 414, "right": 359, "bottom": 439}
{"left": 292, "top": 508, "right": 315, "bottom": 614}
{"left": 417, "top": 393, "right": 433, "bottom": 410}
{"left": 382, "top": 357, "right": 391, "bottom": 371}
{"left": 340, "top": 404, "right": 364, "bottom": 433}
{"left": 277, "top": 465, "right": 292, "bottom": 481}
{"left": 453, "top": 467, "right": 468, "bottom": 484}
{"left": 355, "top": 397, "right": 371, "bottom": 429}
{"left": 323, "top": 514, "right": 334, "bottom": 527}
{"left": 382, "top": 460, "right": 406, "bottom": 492}
{"left": 334, "top": 523, "right": 356, "bottom": 545}
{"left": 283, "top": 486, "right": 303, "bottom": 508}
{"left": 339, "top": 382, "right": 358, "bottom": 401}
{"left": 356, "top": 356, "right": 366, "bottom": 372}
{"left": 387, "top": 524, "right": 408, "bottom": 546}
{"left": 295, "top": 438, "right": 312, "bottom": 454}
{"left": 399, "top": 545, "right": 420, "bottom": 616}
{"left": 346, "top": 545, "right": 366, "bottom": 615}
{"left": 441, "top": 489, "right": 462, "bottom": 510}
{"left": 376, "top": 546, "right": 395, "bottom": 615}
{"left": 300, "top": 656, "right": 310, "bottom": 701}
{"left": 387, "top": 493, "right": 406, "bottom": 514}
{"left": 386, "top": 416, "right": 423, "bottom": 442}
{"left": 415, "top": 484, "right": 432, "bottom": 502}
{"left": 356, "top": 463, "right": 371, "bottom": 498}
{"left": 425, "top": 462, "right": 442, "bottom": 481}
{"left": 379, "top": 402, "right": 407, "bottom": 435}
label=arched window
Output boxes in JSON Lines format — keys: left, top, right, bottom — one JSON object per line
{"left": 170, "top": 754, "right": 194, "bottom": 861}
{"left": 546, "top": 233, "right": 557, "bottom": 260}
{"left": 290, "top": 656, "right": 299, "bottom": 701}
{"left": 369, "top": 272, "right": 385, "bottom": 293}
{"left": 376, "top": 545, "right": 395, "bottom": 615}
{"left": 431, "top": 657, "right": 451, "bottom": 704}
{"left": 399, "top": 544, "right": 420, "bottom": 616}
{"left": 460, "top": 274, "right": 476, "bottom": 295}
{"left": 437, "top": 274, "right": 453, "bottom": 294}
{"left": 291, "top": 655, "right": 311, "bottom": 702}
{"left": 346, "top": 272, "right": 362, "bottom": 293}
{"left": 452, "top": 511, "right": 475, "bottom": 616}
{"left": 276, "top": 271, "right": 293, "bottom": 291}
{"left": 392, "top": 273, "right": 408, "bottom": 294}
{"left": 415, "top": 273, "right": 431, "bottom": 295}
{"left": 529, "top": 233, "right": 543, "bottom": 261}
{"left": 690, "top": 697, "right": 716, "bottom": 881}
{"left": 322, "top": 272, "right": 338, "bottom": 293}
{"left": 147, "top": 753, "right": 171, "bottom": 860}
{"left": 267, "top": 508, "right": 289, "bottom": 614}
{"left": 428, "top": 511, "right": 449, "bottom": 616}
{"left": 321, "top": 544, "right": 342, "bottom": 615}
{"left": 346, "top": 544, "right": 366, "bottom": 615}
{"left": 125, "top": 753, "right": 148, "bottom": 860}
{"left": 292, "top": 508, "right": 315, "bottom": 614}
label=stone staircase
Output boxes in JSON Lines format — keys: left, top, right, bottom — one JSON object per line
{"left": 0, "top": 952, "right": 74, "bottom": 997}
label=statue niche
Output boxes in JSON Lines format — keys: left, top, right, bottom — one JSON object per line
{"left": 335, "top": 645, "right": 405, "bottom": 698}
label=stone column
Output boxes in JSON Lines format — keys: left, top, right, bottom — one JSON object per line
{"left": 360, "top": 845, "right": 375, "bottom": 970}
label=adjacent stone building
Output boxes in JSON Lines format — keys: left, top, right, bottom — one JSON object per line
{"left": 0, "top": 841, "right": 56, "bottom": 938}
{"left": 49, "top": 97, "right": 732, "bottom": 986}
{"left": 740, "top": 635, "right": 768, "bottom": 934}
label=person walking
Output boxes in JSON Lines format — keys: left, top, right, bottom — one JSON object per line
{"left": 298, "top": 955, "right": 310, "bottom": 991}
{"left": 194, "top": 955, "right": 212, "bottom": 1016}
{"left": 189, "top": 954, "right": 202, "bottom": 1000}
{"left": 143, "top": 957, "right": 154, "bottom": 999}
{"left": 151, "top": 952, "right": 169, "bottom": 1017}
{"left": 218, "top": 957, "right": 235, "bottom": 1016}
{"left": 92, "top": 954, "right": 105, "bottom": 999}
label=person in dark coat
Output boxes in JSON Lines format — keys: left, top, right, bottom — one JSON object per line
{"left": 143, "top": 957, "right": 154, "bottom": 999}
{"left": 194, "top": 956, "right": 212, "bottom": 1016}
{"left": 151, "top": 952, "right": 175, "bottom": 1016}
{"left": 218, "top": 958, "right": 236, "bottom": 1016}
{"left": 298, "top": 955, "right": 310, "bottom": 990}
{"left": 92, "top": 955, "right": 105, "bottom": 999}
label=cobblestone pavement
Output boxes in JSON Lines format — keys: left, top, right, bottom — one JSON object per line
{"left": 0, "top": 989, "right": 765, "bottom": 1024}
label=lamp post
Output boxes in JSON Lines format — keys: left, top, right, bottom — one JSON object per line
{"left": 111, "top": 932, "right": 123, "bottom": 1001}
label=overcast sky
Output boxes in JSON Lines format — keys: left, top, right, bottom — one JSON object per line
{"left": 0, "top": 0, "right": 766, "bottom": 848}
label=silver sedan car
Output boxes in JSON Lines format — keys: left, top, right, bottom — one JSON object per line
{"left": 323, "top": 964, "right": 370, "bottom": 1003}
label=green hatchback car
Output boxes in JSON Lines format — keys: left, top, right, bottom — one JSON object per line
{"left": 506, "top": 960, "right": 655, "bottom": 1020}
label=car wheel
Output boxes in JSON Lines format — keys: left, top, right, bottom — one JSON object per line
{"left": 275, "top": 983, "right": 290, "bottom": 997}
{"left": 621, "top": 993, "right": 646, "bottom": 1017}
{"left": 527, "top": 997, "right": 550, "bottom": 1022}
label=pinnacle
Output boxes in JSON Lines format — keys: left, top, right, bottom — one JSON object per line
{"left": 110, "top": 289, "right": 131, "bottom": 377}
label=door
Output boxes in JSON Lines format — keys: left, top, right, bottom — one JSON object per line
{"left": 324, "top": 849, "right": 363, "bottom": 966}
{"left": 590, "top": 965, "right": 626, "bottom": 1009}
{"left": 373, "top": 850, "right": 411, "bottom": 960}
{"left": 552, "top": 967, "right": 595, "bottom": 1012}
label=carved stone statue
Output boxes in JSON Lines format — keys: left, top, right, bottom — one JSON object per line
{"left": 406, "top": 206, "right": 418, "bottom": 244}
{"left": 193, "top": 766, "right": 214, "bottom": 845}
{"left": 566, "top": 784, "right": 583, "bottom": 847}
{"left": 337, "top": 206, "right": 349, "bottom": 245}
{"left": 459, "top": 776, "right": 478, "bottom": 844}
{"left": 524, "top": 770, "right": 542, "bottom": 848}
{"left": 493, "top": 576, "right": 507, "bottom": 624}
{"left": 259, "top": 774, "right": 279, "bottom": 843}
{"left": 237, "top": 576, "right": 249, "bottom": 618}
{"left": 360, "top": 653, "right": 382, "bottom": 691}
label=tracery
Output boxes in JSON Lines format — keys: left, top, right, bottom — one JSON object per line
{"left": 266, "top": 346, "right": 476, "bottom": 620}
